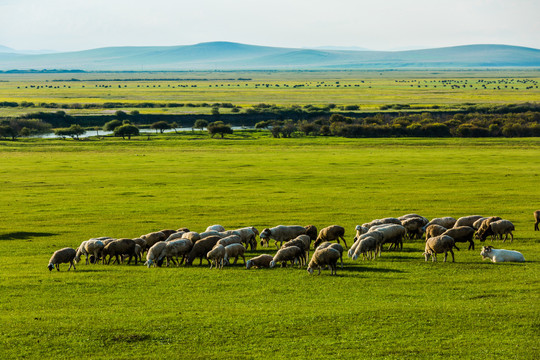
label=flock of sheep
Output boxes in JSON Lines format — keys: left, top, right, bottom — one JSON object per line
{"left": 47, "top": 211, "right": 539, "bottom": 274}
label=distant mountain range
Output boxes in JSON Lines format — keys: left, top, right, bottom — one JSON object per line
{"left": 0, "top": 42, "right": 538, "bottom": 71}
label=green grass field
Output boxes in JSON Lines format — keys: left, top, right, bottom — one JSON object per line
{"left": 0, "top": 70, "right": 539, "bottom": 117}
{"left": 0, "top": 135, "right": 539, "bottom": 359}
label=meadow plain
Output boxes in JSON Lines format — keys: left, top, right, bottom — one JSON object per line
{"left": 0, "top": 135, "right": 539, "bottom": 359}
{"left": 0, "top": 70, "right": 539, "bottom": 117}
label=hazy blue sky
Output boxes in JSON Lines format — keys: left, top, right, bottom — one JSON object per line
{"left": 0, "top": 0, "right": 538, "bottom": 51}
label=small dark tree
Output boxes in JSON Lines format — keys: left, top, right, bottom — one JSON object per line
{"left": 54, "top": 124, "right": 85, "bottom": 140}
{"left": 170, "top": 122, "right": 179, "bottom": 133}
{"left": 193, "top": 119, "right": 208, "bottom": 131}
{"left": 150, "top": 121, "right": 171, "bottom": 133}
{"left": 103, "top": 119, "right": 122, "bottom": 131}
{"left": 115, "top": 110, "right": 128, "bottom": 119}
{"left": 114, "top": 124, "right": 139, "bottom": 139}
{"left": 207, "top": 121, "right": 233, "bottom": 138}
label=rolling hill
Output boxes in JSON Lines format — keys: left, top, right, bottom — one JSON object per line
{"left": 0, "top": 42, "right": 538, "bottom": 71}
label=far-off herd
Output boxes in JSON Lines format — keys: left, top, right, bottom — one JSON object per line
{"left": 48, "top": 211, "right": 539, "bottom": 274}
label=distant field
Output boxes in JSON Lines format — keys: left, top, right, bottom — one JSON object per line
{"left": 0, "top": 70, "right": 538, "bottom": 117}
{"left": 0, "top": 136, "right": 538, "bottom": 359}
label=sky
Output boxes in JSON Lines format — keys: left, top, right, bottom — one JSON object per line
{"left": 0, "top": 0, "right": 539, "bottom": 52}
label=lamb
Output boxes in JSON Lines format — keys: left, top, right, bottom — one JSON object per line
{"left": 207, "top": 244, "right": 226, "bottom": 269}
{"left": 454, "top": 215, "right": 484, "bottom": 228}
{"left": 316, "top": 242, "right": 344, "bottom": 268}
{"left": 480, "top": 246, "right": 525, "bottom": 263}
{"left": 442, "top": 226, "right": 476, "bottom": 250}
{"left": 206, "top": 224, "right": 226, "bottom": 232}
{"left": 145, "top": 241, "right": 168, "bottom": 267}
{"left": 269, "top": 246, "right": 303, "bottom": 268}
{"left": 423, "top": 235, "right": 456, "bottom": 262}
{"left": 425, "top": 224, "right": 447, "bottom": 240}
{"left": 102, "top": 238, "right": 137, "bottom": 265}
{"left": 217, "top": 235, "right": 243, "bottom": 247}
{"left": 351, "top": 236, "right": 378, "bottom": 261}
{"left": 162, "top": 239, "right": 193, "bottom": 266}
{"left": 246, "top": 254, "right": 274, "bottom": 269}
{"left": 140, "top": 231, "right": 167, "bottom": 251}
{"left": 314, "top": 225, "right": 348, "bottom": 249}
{"left": 479, "top": 220, "right": 515, "bottom": 242}
{"left": 535, "top": 210, "right": 540, "bottom": 231}
{"left": 307, "top": 248, "right": 341, "bottom": 275}
{"left": 401, "top": 217, "right": 426, "bottom": 239}
{"left": 304, "top": 225, "right": 318, "bottom": 243}
{"left": 425, "top": 217, "right": 456, "bottom": 229}
{"left": 259, "top": 225, "right": 306, "bottom": 248}
{"left": 185, "top": 235, "right": 221, "bottom": 266}
{"left": 223, "top": 243, "right": 246, "bottom": 265}
{"left": 47, "top": 247, "right": 77, "bottom": 271}
{"left": 281, "top": 239, "right": 307, "bottom": 266}
{"left": 75, "top": 239, "right": 105, "bottom": 264}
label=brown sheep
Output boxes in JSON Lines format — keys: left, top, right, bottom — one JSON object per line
{"left": 401, "top": 217, "right": 425, "bottom": 239}
{"left": 442, "top": 226, "right": 476, "bottom": 250}
{"left": 454, "top": 215, "right": 484, "bottom": 228}
{"left": 102, "top": 238, "right": 137, "bottom": 265}
{"left": 246, "top": 254, "right": 274, "bottom": 269}
{"left": 281, "top": 239, "right": 307, "bottom": 266}
{"left": 425, "top": 224, "right": 447, "bottom": 240}
{"left": 476, "top": 216, "right": 502, "bottom": 240}
{"left": 304, "top": 225, "right": 318, "bottom": 244}
{"left": 47, "top": 247, "right": 77, "bottom": 271}
{"left": 185, "top": 235, "right": 221, "bottom": 266}
{"left": 423, "top": 235, "right": 456, "bottom": 262}
{"left": 140, "top": 231, "right": 167, "bottom": 251}
{"left": 534, "top": 210, "right": 540, "bottom": 231}
{"left": 314, "top": 225, "right": 347, "bottom": 249}
{"left": 159, "top": 229, "right": 177, "bottom": 238}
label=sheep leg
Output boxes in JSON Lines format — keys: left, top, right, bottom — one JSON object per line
{"left": 510, "top": 232, "right": 513, "bottom": 242}
{"left": 450, "top": 249, "right": 455, "bottom": 262}
{"left": 209, "top": 260, "right": 214, "bottom": 269}
{"left": 468, "top": 240, "right": 474, "bottom": 251}
{"left": 340, "top": 236, "right": 348, "bottom": 249}
{"left": 56, "top": 264, "right": 60, "bottom": 271}
{"left": 241, "top": 255, "right": 246, "bottom": 265}
{"left": 233, "top": 256, "right": 238, "bottom": 265}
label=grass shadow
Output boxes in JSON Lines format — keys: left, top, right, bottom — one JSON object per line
{"left": 0, "top": 232, "right": 58, "bottom": 241}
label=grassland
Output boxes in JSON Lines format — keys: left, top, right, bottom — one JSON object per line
{"left": 0, "top": 135, "right": 539, "bottom": 359}
{"left": 0, "top": 70, "right": 539, "bottom": 117}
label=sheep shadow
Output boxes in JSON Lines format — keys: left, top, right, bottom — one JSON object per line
{"left": 344, "top": 266, "right": 405, "bottom": 274}
{"left": 0, "top": 231, "right": 58, "bottom": 241}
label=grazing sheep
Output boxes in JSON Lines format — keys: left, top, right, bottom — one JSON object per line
{"left": 259, "top": 225, "right": 306, "bottom": 248}
{"left": 206, "top": 224, "right": 226, "bottom": 232}
{"left": 401, "top": 217, "right": 426, "bottom": 239}
{"left": 304, "top": 225, "right": 318, "bottom": 243}
{"left": 442, "top": 226, "right": 476, "bottom": 250}
{"left": 398, "top": 214, "right": 429, "bottom": 224}
{"left": 185, "top": 236, "right": 221, "bottom": 266}
{"left": 476, "top": 216, "right": 503, "bottom": 240}
{"left": 535, "top": 210, "right": 540, "bottom": 231}
{"left": 480, "top": 220, "right": 515, "bottom": 242}
{"left": 223, "top": 243, "right": 246, "bottom": 265}
{"left": 425, "top": 217, "right": 456, "bottom": 229}
{"left": 369, "top": 224, "right": 406, "bottom": 251}
{"left": 140, "top": 231, "right": 167, "bottom": 251}
{"left": 132, "top": 238, "right": 146, "bottom": 254}
{"left": 181, "top": 231, "right": 201, "bottom": 243}
{"left": 134, "top": 244, "right": 143, "bottom": 262}
{"left": 269, "top": 246, "right": 303, "bottom": 268}
{"left": 307, "top": 248, "right": 341, "bottom": 275}
{"left": 102, "top": 239, "right": 137, "bottom": 265}
{"left": 472, "top": 217, "right": 488, "bottom": 230}
{"left": 145, "top": 241, "right": 167, "bottom": 267}
{"left": 316, "top": 242, "right": 344, "bottom": 268}
{"left": 165, "top": 231, "right": 187, "bottom": 242}
{"left": 232, "top": 227, "right": 258, "bottom": 250}
{"left": 292, "top": 234, "right": 312, "bottom": 260}
{"left": 281, "top": 239, "right": 307, "bottom": 266}
{"left": 454, "top": 215, "right": 484, "bottom": 228}
{"left": 162, "top": 239, "right": 193, "bottom": 266}
{"left": 314, "top": 225, "right": 348, "bottom": 249}
{"left": 351, "top": 236, "right": 378, "bottom": 261}
{"left": 217, "top": 235, "right": 243, "bottom": 247}
{"left": 349, "top": 231, "right": 384, "bottom": 258}
{"left": 246, "top": 254, "right": 274, "bottom": 269}
{"left": 159, "top": 229, "right": 177, "bottom": 238}
{"left": 176, "top": 227, "right": 190, "bottom": 233}
{"left": 362, "top": 217, "right": 402, "bottom": 230}
{"left": 354, "top": 225, "right": 369, "bottom": 239}
{"left": 480, "top": 246, "right": 525, "bottom": 263}
{"left": 199, "top": 230, "right": 223, "bottom": 239}
{"left": 47, "top": 247, "right": 77, "bottom": 271}
{"left": 423, "top": 235, "right": 455, "bottom": 262}
{"left": 425, "top": 224, "right": 447, "bottom": 240}
{"left": 207, "top": 244, "right": 226, "bottom": 269}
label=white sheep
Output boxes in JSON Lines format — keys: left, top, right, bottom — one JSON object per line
{"left": 307, "top": 248, "right": 341, "bottom": 275}
{"left": 199, "top": 230, "right": 223, "bottom": 239}
{"left": 217, "top": 235, "right": 243, "bottom": 247}
{"left": 162, "top": 239, "right": 193, "bottom": 266}
{"left": 223, "top": 243, "right": 246, "bottom": 265}
{"left": 48, "top": 247, "right": 77, "bottom": 271}
{"left": 480, "top": 246, "right": 525, "bottom": 263}
{"left": 425, "top": 217, "right": 456, "bottom": 229}
{"left": 207, "top": 244, "right": 226, "bottom": 269}
{"left": 246, "top": 254, "right": 274, "bottom": 269}
{"left": 423, "top": 235, "right": 455, "bottom": 262}
{"left": 489, "top": 220, "right": 515, "bottom": 242}
{"left": 369, "top": 224, "right": 406, "bottom": 251}
{"left": 145, "top": 241, "right": 167, "bottom": 268}
{"left": 206, "top": 224, "right": 226, "bottom": 232}
{"left": 75, "top": 239, "right": 105, "bottom": 265}
{"left": 232, "top": 227, "right": 258, "bottom": 250}
{"left": 316, "top": 242, "right": 344, "bottom": 268}
{"left": 260, "top": 225, "right": 307, "bottom": 248}
{"left": 352, "top": 236, "right": 378, "bottom": 261}
{"left": 454, "top": 215, "right": 484, "bottom": 228}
